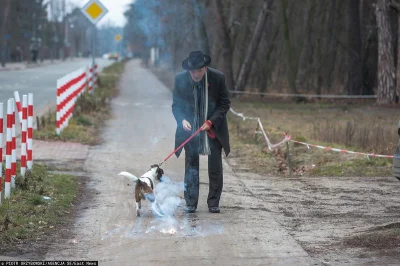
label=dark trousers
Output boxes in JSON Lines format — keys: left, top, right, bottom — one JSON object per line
{"left": 184, "top": 137, "right": 223, "bottom": 208}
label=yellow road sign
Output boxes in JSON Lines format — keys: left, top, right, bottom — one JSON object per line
{"left": 115, "top": 35, "right": 122, "bottom": 41}
{"left": 81, "top": 0, "right": 108, "bottom": 25}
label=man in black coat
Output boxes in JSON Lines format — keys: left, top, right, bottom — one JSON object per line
{"left": 172, "top": 51, "right": 230, "bottom": 214}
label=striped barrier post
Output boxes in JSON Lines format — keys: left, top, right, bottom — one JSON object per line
{"left": 5, "top": 99, "right": 13, "bottom": 199}
{"left": 14, "top": 91, "right": 22, "bottom": 126}
{"left": 0, "top": 103, "right": 3, "bottom": 204}
{"left": 11, "top": 103, "right": 16, "bottom": 188}
{"left": 27, "top": 93, "right": 33, "bottom": 171}
{"left": 21, "top": 95, "right": 28, "bottom": 176}
{"left": 94, "top": 63, "right": 98, "bottom": 87}
{"left": 87, "top": 63, "right": 93, "bottom": 93}
{"left": 56, "top": 68, "right": 86, "bottom": 135}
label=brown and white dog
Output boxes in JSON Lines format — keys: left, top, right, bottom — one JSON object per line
{"left": 118, "top": 164, "right": 165, "bottom": 217}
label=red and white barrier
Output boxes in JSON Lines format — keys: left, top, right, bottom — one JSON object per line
{"left": 56, "top": 67, "right": 86, "bottom": 135}
{"left": 11, "top": 103, "right": 16, "bottom": 188}
{"left": 94, "top": 63, "right": 98, "bottom": 87}
{"left": 0, "top": 103, "right": 3, "bottom": 204}
{"left": 87, "top": 63, "right": 94, "bottom": 93}
{"left": 14, "top": 91, "right": 22, "bottom": 126}
{"left": 5, "top": 99, "right": 13, "bottom": 199}
{"left": 27, "top": 93, "right": 33, "bottom": 170}
{"left": 21, "top": 95, "right": 28, "bottom": 176}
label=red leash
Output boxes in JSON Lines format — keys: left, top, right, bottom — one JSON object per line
{"left": 159, "top": 127, "right": 203, "bottom": 167}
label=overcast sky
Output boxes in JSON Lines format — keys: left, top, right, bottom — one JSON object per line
{"left": 68, "top": 0, "right": 133, "bottom": 27}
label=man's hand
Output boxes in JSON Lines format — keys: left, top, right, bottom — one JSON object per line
{"left": 201, "top": 120, "right": 212, "bottom": 131}
{"left": 182, "top": 120, "right": 192, "bottom": 132}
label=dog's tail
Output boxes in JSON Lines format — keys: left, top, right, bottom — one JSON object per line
{"left": 118, "top": 171, "right": 139, "bottom": 182}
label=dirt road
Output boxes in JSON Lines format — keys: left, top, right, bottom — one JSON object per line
{"left": 43, "top": 60, "right": 316, "bottom": 265}
{"left": 42, "top": 60, "right": 400, "bottom": 265}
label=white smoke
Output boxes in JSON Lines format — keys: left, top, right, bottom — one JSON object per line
{"left": 155, "top": 175, "right": 184, "bottom": 216}
{"left": 101, "top": 175, "right": 224, "bottom": 239}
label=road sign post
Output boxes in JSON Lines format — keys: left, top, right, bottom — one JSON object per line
{"left": 80, "top": 0, "right": 108, "bottom": 73}
{"left": 115, "top": 35, "right": 122, "bottom": 60}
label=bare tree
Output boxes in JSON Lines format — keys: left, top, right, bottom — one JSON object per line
{"left": 235, "top": 0, "right": 272, "bottom": 92}
{"left": 280, "top": 0, "right": 299, "bottom": 96}
{"left": 0, "top": 0, "right": 12, "bottom": 66}
{"left": 346, "top": 0, "right": 363, "bottom": 95}
{"left": 375, "top": 0, "right": 396, "bottom": 104}
{"left": 390, "top": 0, "right": 400, "bottom": 99}
{"left": 213, "top": 0, "right": 235, "bottom": 91}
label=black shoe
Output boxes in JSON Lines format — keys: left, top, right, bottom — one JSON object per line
{"left": 209, "top": 207, "right": 220, "bottom": 213}
{"left": 186, "top": 206, "right": 196, "bottom": 213}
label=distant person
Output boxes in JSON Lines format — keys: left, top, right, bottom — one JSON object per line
{"left": 29, "top": 41, "right": 38, "bottom": 63}
{"left": 172, "top": 51, "right": 231, "bottom": 214}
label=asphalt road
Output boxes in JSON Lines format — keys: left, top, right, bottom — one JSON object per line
{"left": 0, "top": 58, "right": 113, "bottom": 144}
{"left": 43, "top": 60, "right": 316, "bottom": 265}
{"left": 0, "top": 58, "right": 112, "bottom": 117}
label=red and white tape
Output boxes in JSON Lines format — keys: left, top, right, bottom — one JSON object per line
{"left": 289, "top": 136, "right": 394, "bottom": 158}
{"left": 230, "top": 107, "right": 393, "bottom": 158}
{"left": 229, "top": 108, "right": 290, "bottom": 150}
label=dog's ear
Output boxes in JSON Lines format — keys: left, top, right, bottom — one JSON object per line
{"left": 156, "top": 168, "right": 164, "bottom": 181}
{"left": 150, "top": 164, "right": 159, "bottom": 169}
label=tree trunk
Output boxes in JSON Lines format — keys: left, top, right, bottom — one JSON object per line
{"left": 193, "top": 0, "right": 211, "bottom": 55}
{"left": 346, "top": 0, "right": 363, "bottom": 95}
{"left": 281, "top": 0, "right": 299, "bottom": 97}
{"left": 394, "top": 1, "right": 400, "bottom": 99}
{"left": 375, "top": 0, "right": 396, "bottom": 104}
{"left": 213, "top": 0, "right": 235, "bottom": 91}
{"left": 0, "top": 0, "right": 11, "bottom": 67}
{"left": 235, "top": 0, "right": 272, "bottom": 92}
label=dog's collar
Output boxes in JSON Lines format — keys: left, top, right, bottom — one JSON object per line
{"left": 145, "top": 177, "right": 154, "bottom": 190}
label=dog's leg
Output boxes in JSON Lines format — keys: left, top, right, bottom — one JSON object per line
{"left": 135, "top": 185, "right": 142, "bottom": 217}
{"left": 135, "top": 201, "right": 141, "bottom": 217}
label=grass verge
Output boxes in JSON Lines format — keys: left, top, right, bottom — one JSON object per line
{"left": 0, "top": 164, "right": 77, "bottom": 245}
{"left": 0, "top": 60, "right": 126, "bottom": 255}
{"left": 34, "top": 60, "right": 126, "bottom": 145}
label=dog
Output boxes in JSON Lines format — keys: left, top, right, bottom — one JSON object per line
{"left": 118, "top": 164, "right": 165, "bottom": 217}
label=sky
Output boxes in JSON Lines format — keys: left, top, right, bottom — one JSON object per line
{"left": 69, "top": 0, "right": 133, "bottom": 27}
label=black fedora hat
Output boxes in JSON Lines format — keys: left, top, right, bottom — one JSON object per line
{"left": 182, "top": 51, "right": 211, "bottom": 70}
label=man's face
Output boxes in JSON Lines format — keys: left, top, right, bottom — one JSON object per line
{"left": 189, "top": 67, "right": 207, "bottom": 82}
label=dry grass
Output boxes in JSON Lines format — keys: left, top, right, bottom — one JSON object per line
{"left": 228, "top": 97, "right": 397, "bottom": 177}
{"left": 149, "top": 66, "right": 398, "bottom": 177}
